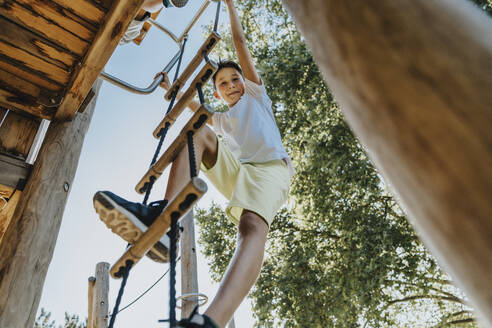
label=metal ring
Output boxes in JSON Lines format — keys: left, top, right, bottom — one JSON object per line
{"left": 175, "top": 293, "right": 208, "bottom": 309}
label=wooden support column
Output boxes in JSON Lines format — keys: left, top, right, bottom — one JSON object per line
{"left": 93, "top": 262, "right": 110, "bottom": 328}
{"left": 0, "top": 79, "right": 102, "bottom": 327}
{"left": 180, "top": 211, "right": 199, "bottom": 318}
{"left": 280, "top": 0, "right": 492, "bottom": 325}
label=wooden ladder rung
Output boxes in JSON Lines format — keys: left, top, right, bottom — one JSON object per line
{"left": 154, "top": 60, "right": 217, "bottom": 138}
{"left": 136, "top": 104, "right": 214, "bottom": 194}
{"left": 164, "top": 31, "right": 221, "bottom": 101}
{"left": 111, "top": 177, "right": 207, "bottom": 278}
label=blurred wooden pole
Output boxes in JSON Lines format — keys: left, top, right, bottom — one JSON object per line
{"left": 281, "top": 0, "right": 492, "bottom": 325}
{"left": 94, "top": 262, "right": 110, "bottom": 328}
{"left": 88, "top": 276, "right": 96, "bottom": 328}
{"left": 180, "top": 211, "right": 200, "bottom": 318}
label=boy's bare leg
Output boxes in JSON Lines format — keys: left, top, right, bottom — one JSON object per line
{"left": 164, "top": 126, "right": 218, "bottom": 201}
{"left": 204, "top": 211, "right": 269, "bottom": 328}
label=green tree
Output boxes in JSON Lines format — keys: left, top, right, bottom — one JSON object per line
{"left": 196, "top": 0, "right": 485, "bottom": 327}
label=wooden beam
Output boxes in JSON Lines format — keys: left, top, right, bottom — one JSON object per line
{"left": 0, "top": 184, "right": 14, "bottom": 199}
{"left": 110, "top": 177, "right": 207, "bottom": 278}
{"left": 0, "top": 79, "right": 102, "bottom": 327}
{"left": 137, "top": 104, "right": 214, "bottom": 194}
{"left": 54, "top": 0, "right": 145, "bottom": 121}
{"left": 280, "top": 0, "right": 492, "bottom": 325}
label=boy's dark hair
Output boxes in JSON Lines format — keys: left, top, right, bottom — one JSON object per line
{"left": 212, "top": 60, "right": 243, "bottom": 89}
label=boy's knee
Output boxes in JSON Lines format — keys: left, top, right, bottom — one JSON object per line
{"left": 238, "top": 211, "right": 269, "bottom": 238}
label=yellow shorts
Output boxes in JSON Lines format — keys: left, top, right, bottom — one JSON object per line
{"left": 200, "top": 139, "right": 291, "bottom": 226}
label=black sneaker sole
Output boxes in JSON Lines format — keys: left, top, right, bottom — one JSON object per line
{"left": 93, "top": 191, "right": 170, "bottom": 263}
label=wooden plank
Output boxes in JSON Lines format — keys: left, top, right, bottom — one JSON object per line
{"left": 164, "top": 32, "right": 221, "bottom": 101}
{"left": 0, "top": 16, "right": 77, "bottom": 70}
{"left": 87, "top": 276, "right": 95, "bottom": 328}
{"left": 0, "top": 1, "right": 89, "bottom": 56}
{"left": 154, "top": 60, "right": 217, "bottom": 138}
{"left": 0, "top": 109, "right": 40, "bottom": 159}
{"left": 0, "top": 79, "right": 102, "bottom": 328}
{"left": 0, "top": 184, "right": 14, "bottom": 199}
{"left": 49, "top": 0, "right": 106, "bottom": 27}
{"left": 0, "top": 39, "right": 71, "bottom": 84}
{"left": 0, "top": 190, "right": 21, "bottom": 245}
{"left": 111, "top": 178, "right": 207, "bottom": 278}
{"left": 0, "top": 74, "right": 54, "bottom": 119}
{"left": 54, "top": 0, "right": 145, "bottom": 121}
{"left": 93, "top": 262, "right": 109, "bottom": 328}
{"left": 14, "top": 0, "right": 98, "bottom": 40}
{"left": 136, "top": 104, "right": 214, "bottom": 194}
{"left": 281, "top": 0, "right": 492, "bottom": 325}
{"left": 0, "top": 59, "right": 63, "bottom": 92}
{"left": 0, "top": 154, "right": 31, "bottom": 189}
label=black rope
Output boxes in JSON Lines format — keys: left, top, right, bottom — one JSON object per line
{"left": 169, "top": 212, "right": 180, "bottom": 326}
{"left": 110, "top": 257, "right": 181, "bottom": 317}
{"left": 173, "top": 37, "right": 188, "bottom": 83}
{"left": 108, "top": 260, "right": 133, "bottom": 328}
{"left": 213, "top": 0, "right": 221, "bottom": 32}
{"left": 187, "top": 131, "right": 197, "bottom": 179}
{"left": 196, "top": 83, "right": 205, "bottom": 105}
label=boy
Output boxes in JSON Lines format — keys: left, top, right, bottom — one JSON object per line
{"left": 94, "top": 0, "right": 293, "bottom": 326}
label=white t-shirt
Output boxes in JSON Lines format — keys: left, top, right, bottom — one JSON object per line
{"left": 212, "top": 79, "right": 292, "bottom": 170}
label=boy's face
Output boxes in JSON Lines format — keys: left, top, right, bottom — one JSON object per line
{"left": 213, "top": 67, "right": 245, "bottom": 107}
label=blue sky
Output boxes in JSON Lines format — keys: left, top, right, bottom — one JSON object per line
{"left": 39, "top": 1, "right": 254, "bottom": 327}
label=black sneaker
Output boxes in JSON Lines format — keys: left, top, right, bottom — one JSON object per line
{"left": 93, "top": 191, "right": 179, "bottom": 263}
{"left": 177, "top": 306, "right": 219, "bottom": 328}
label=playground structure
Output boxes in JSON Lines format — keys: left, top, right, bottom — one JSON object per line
{"left": 0, "top": 0, "right": 491, "bottom": 327}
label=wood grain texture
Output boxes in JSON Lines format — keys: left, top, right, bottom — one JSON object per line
{"left": 281, "top": 0, "right": 492, "bottom": 324}
{"left": 0, "top": 1, "right": 89, "bottom": 56}
{"left": 54, "top": 0, "right": 145, "bottom": 121}
{"left": 0, "top": 79, "right": 102, "bottom": 328}
{"left": 0, "top": 59, "right": 63, "bottom": 92}
{"left": 0, "top": 190, "right": 21, "bottom": 245}
{"left": 111, "top": 178, "right": 207, "bottom": 278}
{"left": 49, "top": 0, "right": 106, "bottom": 27}
{"left": 180, "top": 212, "right": 199, "bottom": 318}
{"left": 0, "top": 16, "right": 77, "bottom": 70}
{"left": 0, "top": 110, "right": 40, "bottom": 159}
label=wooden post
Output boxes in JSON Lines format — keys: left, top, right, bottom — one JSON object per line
{"left": 180, "top": 211, "right": 200, "bottom": 318}
{"left": 88, "top": 276, "right": 96, "bottom": 328}
{"left": 0, "top": 79, "right": 102, "bottom": 328}
{"left": 93, "top": 262, "right": 110, "bottom": 328}
{"left": 280, "top": 0, "right": 492, "bottom": 325}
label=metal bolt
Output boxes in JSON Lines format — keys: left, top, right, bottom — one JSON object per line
{"left": 51, "top": 98, "right": 56, "bottom": 104}
{"left": 64, "top": 182, "right": 70, "bottom": 192}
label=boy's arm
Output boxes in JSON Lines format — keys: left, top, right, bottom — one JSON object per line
{"left": 225, "top": 0, "right": 261, "bottom": 85}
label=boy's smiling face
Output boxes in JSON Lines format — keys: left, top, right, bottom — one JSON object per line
{"left": 213, "top": 67, "right": 245, "bottom": 107}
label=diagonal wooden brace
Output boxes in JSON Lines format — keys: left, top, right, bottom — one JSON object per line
{"left": 111, "top": 177, "right": 207, "bottom": 278}
{"left": 137, "top": 104, "right": 214, "bottom": 194}
{"left": 164, "top": 31, "right": 221, "bottom": 101}
{"left": 154, "top": 60, "right": 217, "bottom": 138}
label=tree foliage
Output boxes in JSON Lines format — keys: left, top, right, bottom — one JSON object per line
{"left": 35, "top": 308, "right": 86, "bottom": 328}
{"left": 195, "top": 1, "right": 488, "bottom": 327}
